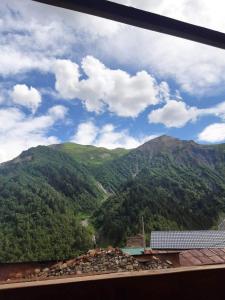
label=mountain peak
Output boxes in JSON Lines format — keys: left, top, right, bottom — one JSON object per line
{"left": 137, "top": 135, "right": 198, "bottom": 155}
{"left": 139, "top": 135, "right": 180, "bottom": 148}
{"left": 153, "top": 135, "right": 179, "bottom": 142}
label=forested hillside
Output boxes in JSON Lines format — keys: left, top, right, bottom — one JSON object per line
{"left": 0, "top": 146, "right": 108, "bottom": 262}
{"left": 95, "top": 136, "right": 225, "bottom": 245}
{"left": 0, "top": 136, "right": 225, "bottom": 261}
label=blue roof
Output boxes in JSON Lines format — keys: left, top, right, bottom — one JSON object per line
{"left": 150, "top": 231, "right": 225, "bottom": 249}
{"left": 121, "top": 248, "right": 150, "bottom": 255}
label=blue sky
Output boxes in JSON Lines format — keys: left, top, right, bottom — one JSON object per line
{"left": 0, "top": 0, "right": 225, "bottom": 163}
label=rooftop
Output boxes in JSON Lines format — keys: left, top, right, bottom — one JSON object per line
{"left": 150, "top": 231, "right": 225, "bottom": 249}
{"left": 179, "top": 248, "right": 225, "bottom": 266}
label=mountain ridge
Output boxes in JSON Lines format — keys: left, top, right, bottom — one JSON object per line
{"left": 3, "top": 134, "right": 224, "bottom": 166}
{"left": 0, "top": 135, "right": 225, "bottom": 261}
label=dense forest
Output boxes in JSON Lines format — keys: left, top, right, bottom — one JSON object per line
{"left": 0, "top": 135, "right": 225, "bottom": 262}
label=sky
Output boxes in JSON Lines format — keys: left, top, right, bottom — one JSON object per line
{"left": 0, "top": 0, "right": 225, "bottom": 163}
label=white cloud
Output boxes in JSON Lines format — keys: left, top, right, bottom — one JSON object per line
{"left": 158, "top": 81, "right": 171, "bottom": 102}
{"left": 72, "top": 122, "right": 98, "bottom": 145}
{"left": 53, "top": 59, "right": 80, "bottom": 100}
{"left": 204, "top": 102, "right": 225, "bottom": 120}
{"left": 198, "top": 123, "right": 225, "bottom": 143}
{"left": 0, "top": 108, "right": 25, "bottom": 133}
{"left": 149, "top": 100, "right": 198, "bottom": 128}
{"left": 104, "top": 0, "right": 225, "bottom": 95}
{"left": 0, "top": 46, "right": 52, "bottom": 77}
{"left": 12, "top": 84, "right": 42, "bottom": 113}
{"left": 53, "top": 56, "right": 162, "bottom": 117}
{"left": 48, "top": 105, "right": 68, "bottom": 120}
{"left": 0, "top": 105, "right": 68, "bottom": 163}
{"left": 113, "top": 0, "right": 225, "bottom": 32}
{"left": 72, "top": 121, "right": 158, "bottom": 149}
{"left": 0, "top": 0, "right": 118, "bottom": 77}
{"left": 0, "top": 1, "right": 74, "bottom": 76}
{"left": 1, "top": 0, "right": 225, "bottom": 95}
{"left": 148, "top": 100, "right": 225, "bottom": 128}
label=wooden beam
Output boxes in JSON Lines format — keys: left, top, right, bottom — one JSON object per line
{"left": 32, "top": 0, "right": 225, "bottom": 50}
{"left": 2, "top": 265, "right": 225, "bottom": 299}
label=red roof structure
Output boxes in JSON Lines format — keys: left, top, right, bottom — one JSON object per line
{"left": 179, "top": 248, "right": 225, "bottom": 266}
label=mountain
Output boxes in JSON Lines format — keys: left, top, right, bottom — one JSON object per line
{"left": 0, "top": 146, "right": 99, "bottom": 262}
{"left": 0, "top": 136, "right": 225, "bottom": 261}
{"left": 53, "top": 143, "right": 129, "bottom": 167}
{"left": 94, "top": 136, "right": 225, "bottom": 244}
{"left": 93, "top": 136, "right": 225, "bottom": 191}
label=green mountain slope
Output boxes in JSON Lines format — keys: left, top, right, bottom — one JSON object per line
{"left": 94, "top": 136, "right": 225, "bottom": 245}
{"left": 53, "top": 143, "right": 129, "bottom": 167}
{"left": 0, "top": 145, "right": 107, "bottom": 262}
{"left": 0, "top": 136, "right": 225, "bottom": 261}
{"left": 95, "top": 136, "right": 225, "bottom": 191}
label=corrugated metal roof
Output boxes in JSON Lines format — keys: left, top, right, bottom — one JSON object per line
{"left": 179, "top": 248, "right": 225, "bottom": 266}
{"left": 150, "top": 231, "right": 225, "bottom": 249}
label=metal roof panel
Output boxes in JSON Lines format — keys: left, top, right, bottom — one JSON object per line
{"left": 150, "top": 231, "right": 225, "bottom": 249}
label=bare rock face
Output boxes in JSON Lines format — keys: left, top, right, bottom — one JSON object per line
{"left": 33, "top": 248, "right": 173, "bottom": 279}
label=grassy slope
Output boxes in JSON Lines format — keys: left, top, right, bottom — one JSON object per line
{"left": 56, "top": 143, "right": 129, "bottom": 167}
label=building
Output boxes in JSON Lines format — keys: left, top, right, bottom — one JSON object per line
{"left": 126, "top": 234, "right": 145, "bottom": 248}
{"left": 150, "top": 231, "right": 225, "bottom": 250}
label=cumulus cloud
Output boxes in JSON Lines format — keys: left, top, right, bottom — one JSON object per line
{"left": 0, "top": 105, "right": 68, "bottom": 163}
{"left": 11, "top": 84, "right": 42, "bottom": 113}
{"left": 72, "top": 121, "right": 158, "bottom": 149}
{"left": 53, "top": 56, "right": 163, "bottom": 117}
{"left": 148, "top": 100, "right": 198, "bottom": 128}
{"left": 53, "top": 60, "right": 80, "bottom": 100}
{"left": 148, "top": 100, "right": 225, "bottom": 128}
{"left": 72, "top": 122, "right": 98, "bottom": 145}
{"left": 198, "top": 123, "right": 225, "bottom": 143}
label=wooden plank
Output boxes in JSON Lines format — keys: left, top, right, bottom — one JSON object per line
{"left": 2, "top": 264, "right": 225, "bottom": 290}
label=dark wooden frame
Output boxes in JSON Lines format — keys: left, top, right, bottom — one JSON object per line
{"left": 33, "top": 0, "right": 225, "bottom": 50}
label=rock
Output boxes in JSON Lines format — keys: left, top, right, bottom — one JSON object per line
{"left": 126, "top": 265, "right": 133, "bottom": 271}
{"left": 31, "top": 247, "right": 174, "bottom": 280}
{"left": 152, "top": 256, "right": 159, "bottom": 261}
{"left": 88, "top": 249, "right": 97, "bottom": 256}
{"left": 66, "top": 259, "right": 75, "bottom": 267}
{"left": 61, "top": 263, "right": 68, "bottom": 269}
{"left": 34, "top": 268, "right": 41, "bottom": 275}
{"left": 43, "top": 268, "right": 49, "bottom": 273}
